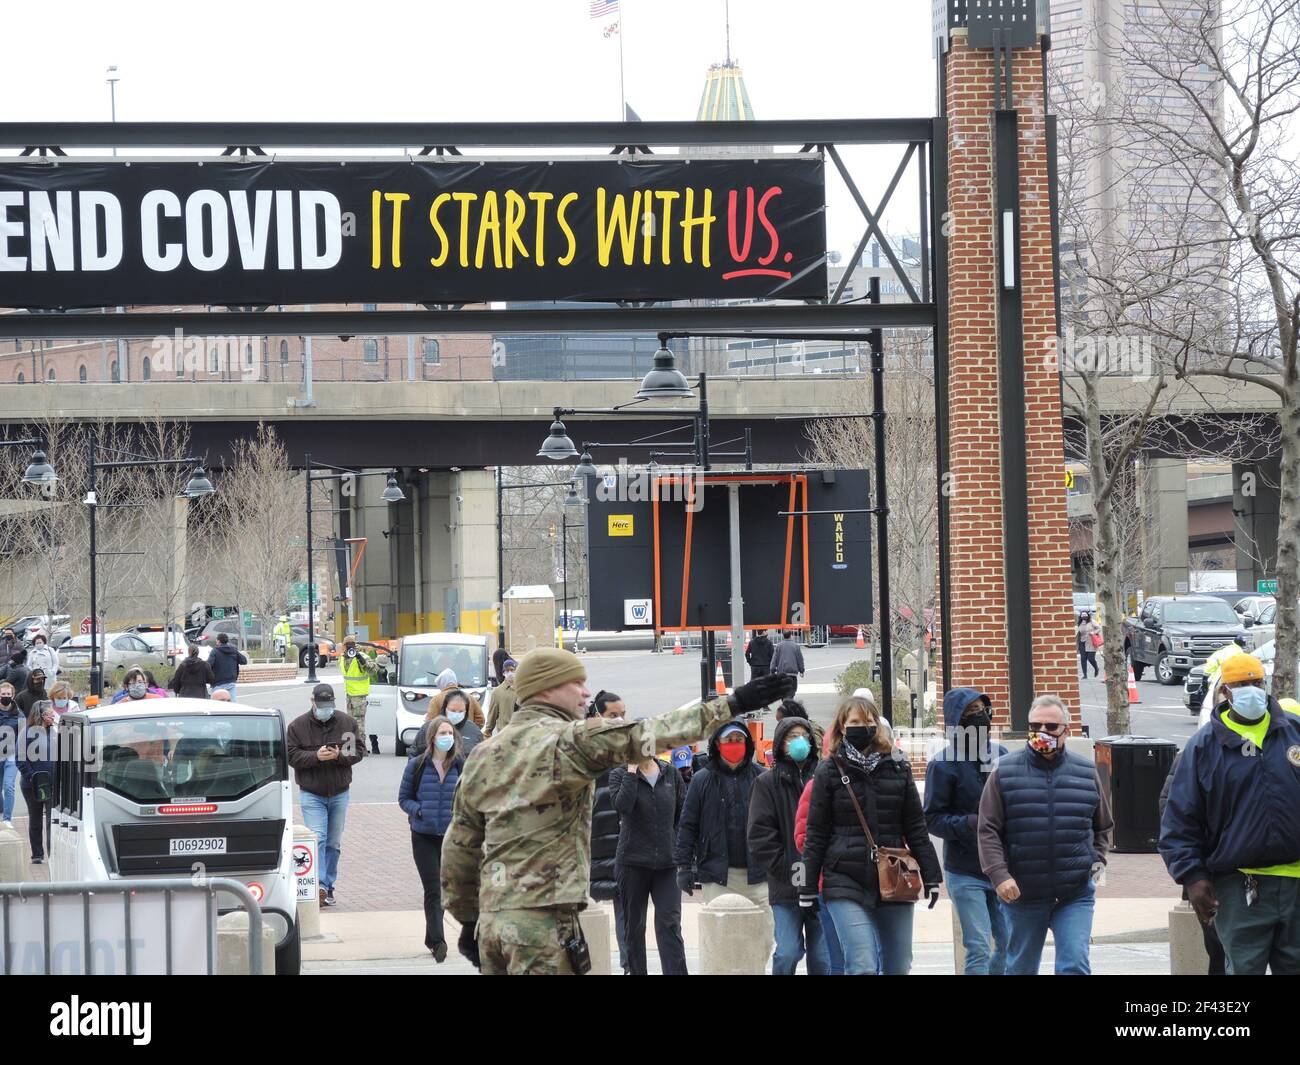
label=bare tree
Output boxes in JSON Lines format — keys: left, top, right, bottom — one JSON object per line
{"left": 208, "top": 424, "right": 306, "bottom": 657}
{"left": 803, "top": 333, "right": 936, "bottom": 699}
{"left": 1091, "top": 0, "right": 1300, "bottom": 695}
{"left": 0, "top": 416, "right": 156, "bottom": 629}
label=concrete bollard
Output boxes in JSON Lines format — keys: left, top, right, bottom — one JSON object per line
{"left": 1169, "top": 901, "right": 1210, "bottom": 975}
{"left": 579, "top": 902, "right": 612, "bottom": 976}
{"left": 698, "top": 893, "right": 769, "bottom": 975}
{"left": 216, "top": 911, "right": 276, "bottom": 975}
{"left": 0, "top": 827, "right": 26, "bottom": 881}
{"left": 292, "top": 824, "right": 320, "bottom": 940}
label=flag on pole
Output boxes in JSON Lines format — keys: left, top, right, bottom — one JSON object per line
{"left": 589, "top": 0, "right": 619, "bottom": 18}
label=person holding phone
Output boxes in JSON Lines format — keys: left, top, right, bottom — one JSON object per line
{"left": 287, "top": 684, "right": 366, "bottom": 907}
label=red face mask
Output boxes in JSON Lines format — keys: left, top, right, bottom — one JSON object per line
{"left": 718, "top": 740, "right": 748, "bottom": 766}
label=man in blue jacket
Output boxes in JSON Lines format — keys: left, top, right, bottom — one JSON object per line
{"left": 1159, "top": 652, "right": 1300, "bottom": 975}
{"left": 925, "top": 687, "right": 1008, "bottom": 974}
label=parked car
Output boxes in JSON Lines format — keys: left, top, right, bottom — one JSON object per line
{"left": 194, "top": 617, "right": 334, "bottom": 667}
{"left": 1123, "top": 594, "right": 1248, "bottom": 685}
{"left": 58, "top": 632, "right": 169, "bottom": 676}
{"left": 1202, "top": 590, "right": 1258, "bottom": 611}
{"left": 6, "top": 614, "right": 71, "bottom": 645}
{"left": 1234, "top": 596, "right": 1277, "bottom": 647}
{"left": 130, "top": 626, "right": 209, "bottom": 664}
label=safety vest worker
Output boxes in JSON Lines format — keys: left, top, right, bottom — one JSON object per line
{"left": 341, "top": 637, "right": 374, "bottom": 698}
{"left": 1204, "top": 637, "right": 1248, "bottom": 681}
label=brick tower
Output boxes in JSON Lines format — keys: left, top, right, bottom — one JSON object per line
{"left": 933, "top": 2, "right": 1077, "bottom": 730}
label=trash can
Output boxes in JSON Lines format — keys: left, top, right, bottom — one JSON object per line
{"left": 1094, "top": 735, "right": 1178, "bottom": 853}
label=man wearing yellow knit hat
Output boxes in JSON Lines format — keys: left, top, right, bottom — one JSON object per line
{"left": 1160, "top": 652, "right": 1300, "bottom": 974}
{"left": 441, "top": 646, "right": 795, "bottom": 975}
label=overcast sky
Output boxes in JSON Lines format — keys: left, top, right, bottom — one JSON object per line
{"left": 4, "top": 0, "right": 938, "bottom": 257}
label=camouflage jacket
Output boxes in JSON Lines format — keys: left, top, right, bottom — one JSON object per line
{"left": 482, "top": 679, "right": 517, "bottom": 737}
{"left": 441, "top": 694, "right": 735, "bottom": 921}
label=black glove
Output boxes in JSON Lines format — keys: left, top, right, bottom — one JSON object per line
{"left": 727, "top": 672, "right": 797, "bottom": 715}
{"left": 925, "top": 885, "right": 940, "bottom": 910}
{"left": 457, "top": 922, "right": 481, "bottom": 969}
{"left": 798, "top": 891, "right": 820, "bottom": 913}
{"left": 675, "top": 868, "right": 696, "bottom": 896}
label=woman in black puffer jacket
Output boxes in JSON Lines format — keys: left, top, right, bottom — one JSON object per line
{"left": 799, "top": 695, "right": 941, "bottom": 975}
{"left": 587, "top": 692, "right": 627, "bottom": 971}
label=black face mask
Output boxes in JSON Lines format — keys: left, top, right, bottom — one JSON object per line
{"left": 962, "top": 711, "right": 992, "bottom": 730}
{"left": 844, "top": 725, "right": 877, "bottom": 751}
{"left": 0, "top": 697, "right": 10, "bottom": 707}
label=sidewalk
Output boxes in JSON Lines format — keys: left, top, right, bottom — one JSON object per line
{"left": 302, "top": 894, "right": 1177, "bottom": 975}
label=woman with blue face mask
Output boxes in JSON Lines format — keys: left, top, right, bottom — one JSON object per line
{"left": 398, "top": 716, "right": 464, "bottom": 963}
{"left": 417, "top": 689, "right": 483, "bottom": 760}
{"left": 747, "top": 716, "right": 831, "bottom": 974}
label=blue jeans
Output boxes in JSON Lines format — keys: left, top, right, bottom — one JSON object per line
{"left": 947, "top": 869, "right": 1007, "bottom": 975}
{"left": 772, "top": 902, "right": 832, "bottom": 975}
{"left": 213, "top": 681, "right": 237, "bottom": 700}
{"left": 1, "top": 760, "right": 15, "bottom": 821}
{"left": 299, "top": 789, "right": 349, "bottom": 891}
{"left": 1001, "top": 881, "right": 1096, "bottom": 975}
{"left": 818, "top": 895, "right": 844, "bottom": 975}
{"left": 825, "top": 899, "right": 914, "bottom": 975}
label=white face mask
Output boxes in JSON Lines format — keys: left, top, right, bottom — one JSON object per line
{"left": 447, "top": 710, "right": 467, "bottom": 726}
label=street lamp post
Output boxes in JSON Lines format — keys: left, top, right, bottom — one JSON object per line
{"left": 537, "top": 338, "right": 723, "bottom": 697}
{"left": 80, "top": 432, "right": 214, "bottom": 697}
{"left": 106, "top": 66, "right": 119, "bottom": 157}
{"left": 303, "top": 455, "right": 404, "bottom": 684}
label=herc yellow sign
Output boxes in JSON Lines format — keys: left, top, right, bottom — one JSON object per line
{"left": 608, "top": 515, "right": 634, "bottom": 537}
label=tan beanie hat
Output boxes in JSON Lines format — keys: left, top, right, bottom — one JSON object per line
{"left": 514, "top": 647, "right": 587, "bottom": 703}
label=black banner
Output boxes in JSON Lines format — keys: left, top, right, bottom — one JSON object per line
{"left": 585, "top": 469, "right": 870, "bottom": 632}
{"left": 0, "top": 158, "right": 826, "bottom": 308}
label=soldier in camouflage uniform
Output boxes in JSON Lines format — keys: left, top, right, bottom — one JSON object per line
{"left": 441, "top": 646, "right": 794, "bottom": 975}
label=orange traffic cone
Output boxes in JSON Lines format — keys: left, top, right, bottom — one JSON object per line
{"left": 672, "top": 634, "right": 683, "bottom": 655}
{"left": 715, "top": 661, "right": 727, "bottom": 695}
{"left": 1127, "top": 663, "right": 1141, "bottom": 704}
{"left": 855, "top": 626, "right": 866, "bottom": 649}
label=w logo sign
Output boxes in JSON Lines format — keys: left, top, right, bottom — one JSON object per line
{"left": 624, "top": 599, "right": 653, "bottom": 627}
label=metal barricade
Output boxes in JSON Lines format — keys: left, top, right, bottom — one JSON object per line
{"left": 0, "top": 877, "right": 262, "bottom": 975}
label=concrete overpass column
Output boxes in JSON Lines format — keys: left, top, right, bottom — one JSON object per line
{"left": 1233, "top": 457, "right": 1281, "bottom": 592}
{"left": 1142, "top": 458, "right": 1190, "bottom": 594}
{"left": 448, "top": 470, "right": 499, "bottom": 639}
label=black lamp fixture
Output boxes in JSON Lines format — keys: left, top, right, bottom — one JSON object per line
{"left": 382, "top": 475, "right": 406, "bottom": 503}
{"left": 181, "top": 465, "right": 215, "bottom": 498}
{"left": 562, "top": 479, "right": 586, "bottom": 507}
{"left": 635, "top": 334, "right": 694, "bottom": 400}
{"left": 22, "top": 449, "right": 56, "bottom": 486}
{"left": 573, "top": 449, "right": 598, "bottom": 478}
{"left": 537, "top": 414, "right": 579, "bottom": 460}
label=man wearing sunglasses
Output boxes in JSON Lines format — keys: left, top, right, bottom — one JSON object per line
{"left": 1159, "top": 653, "right": 1300, "bottom": 974}
{"left": 977, "top": 694, "right": 1113, "bottom": 974}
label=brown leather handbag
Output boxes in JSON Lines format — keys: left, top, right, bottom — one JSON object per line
{"left": 832, "top": 755, "right": 924, "bottom": 903}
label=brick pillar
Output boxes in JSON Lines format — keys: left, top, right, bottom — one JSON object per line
{"left": 940, "top": 32, "right": 1078, "bottom": 728}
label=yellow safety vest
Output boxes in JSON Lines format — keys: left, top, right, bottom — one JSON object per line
{"left": 341, "top": 653, "right": 371, "bottom": 697}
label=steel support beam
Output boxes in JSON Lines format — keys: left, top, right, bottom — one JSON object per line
{"left": 0, "top": 303, "right": 935, "bottom": 340}
{"left": 0, "top": 118, "right": 935, "bottom": 150}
